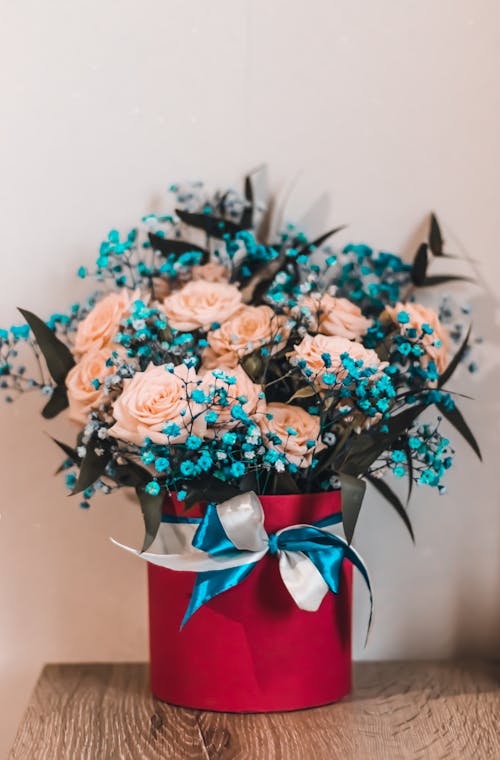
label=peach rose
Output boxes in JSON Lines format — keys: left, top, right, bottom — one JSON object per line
{"left": 257, "top": 402, "right": 326, "bottom": 468}
{"left": 65, "top": 349, "right": 114, "bottom": 426}
{"left": 384, "top": 302, "right": 450, "bottom": 374}
{"left": 290, "top": 334, "right": 385, "bottom": 389}
{"left": 108, "top": 362, "right": 205, "bottom": 446}
{"left": 191, "top": 261, "right": 230, "bottom": 283}
{"left": 162, "top": 280, "right": 242, "bottom": 332}
{"left": 74, "top": 290, "right": 132, "bottom": 357}
{"left": 200, "top": 365, "right": 265, "bottom": 433}
{"left": 202, "top": 305, "right": 290, "bottom": 370}
{"left": 295, "top": 293, "right": 372, "bottom": 340}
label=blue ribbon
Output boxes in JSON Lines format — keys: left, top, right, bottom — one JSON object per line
{"left": 166, "top": 505, "right": 372, "bottom": 635}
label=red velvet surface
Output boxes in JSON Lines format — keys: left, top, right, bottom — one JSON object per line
{"left": 148, "top": 491, "right": 352, "bottom": 712}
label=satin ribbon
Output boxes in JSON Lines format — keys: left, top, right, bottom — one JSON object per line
{"left": 112, "top": 491, "right": 372, "bottom": 635}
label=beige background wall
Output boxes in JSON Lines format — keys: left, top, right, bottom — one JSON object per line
{"left": 1, "top": 0, "right": 499, "bottom": 754}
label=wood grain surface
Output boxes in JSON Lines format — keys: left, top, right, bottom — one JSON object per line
{"left": 9, "top": 660, "right": 500, "bottom": 760}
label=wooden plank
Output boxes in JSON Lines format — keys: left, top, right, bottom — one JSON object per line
{"left": 9, "top": 661, "right": 500, "bottom": 760}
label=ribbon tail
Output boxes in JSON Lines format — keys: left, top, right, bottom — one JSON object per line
{"left": 181, "top": 562, "right": 257, "bottom": 629}
{"left": 343, "top": 544, "right": 374, "bottom": 645}
{"left": 278, "top": 551, "right": 329, "bottom": 611}
{"left": 303, "top": 537, "right": 373, "bottom": 645}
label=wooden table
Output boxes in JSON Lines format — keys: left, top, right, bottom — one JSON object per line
{"left": 9, "top": 661, "right": 500, "bottom": 759}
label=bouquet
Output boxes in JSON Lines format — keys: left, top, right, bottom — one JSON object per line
{"left": 2, "top": 167, "right": 480, "bottom": 575}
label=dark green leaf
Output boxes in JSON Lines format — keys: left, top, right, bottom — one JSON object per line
{"left": 438, "top": 403, "right": 482, "bottom": 460}
{"left": 240, "top": 174, "right": 254, "bottom": 229}
{"left": 135, "top": 486, "right": 164, "bottom": 552}
{"left": 297, "top": 225, "right": 346, "bottom": 257}
{"left": 374, "top": 328, "right": 398, "bottom": 362}
{"left": 429, "top": 213, "right": 443, "bottom": 256}
{"left": 411, "top": 243, "right": 429, "bottom": 286}
{"left": 287, "top": 386, "right": 316, "bottom": 402}
{"left": 18, "top": 308, "right": 75, "bottom": 384}
{"left": 183, "top": 476, "right": 241, "bottom": 510}
{"left": 51, "top": 436, "right": 80, "bottom": 462}
{"left": 72, "top": 444, "right": 111, "bottom": 495}
{"left": 51, "top": 436, "right": 81, "bottom": 474}
{"left": 270, "top": 471, "right": 300, "bottom": 495}
{"left": 401, "top": 438, "right": 414, "bottom": 504}
{"left": 175, "top": 209, "right": 250, "bottom": 238}
{"left": 241, "top": 351, "right": 264, "bottom": 383}
{"left": 422, "top": 275, "right": 474, "bottom": 286}
{"left": 342, "top": 404, "right": 427, "bottom": 476}
{"left": 147, "top": 233, "right": 209, "bottom": 262}
{"left": 42, "top": 385, "right": 69, "bottom": 418}
{"left": 339, "top": 472, "right": 366, "bottom": 544}
{"left": 365, "top": 474, "right": 414, "bottom": 542}
{"left": 438, "top": 326, "right": 471, "bottom": 388}
{"left": 239, "top": 471, "right": 259, "bottom": 492}
{"left": 112, "top": 460, "right": 151, "bottom": 488}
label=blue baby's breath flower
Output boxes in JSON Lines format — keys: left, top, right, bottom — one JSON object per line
{"left": 155, "top": 457, "right": 169, "bottom": 473}
{"left": 197, "top": 453, "right": 213, "bottom": 472}
{"left": 264, "top": 449, "right": 279, "bottom": 464}
{"left": 398, "top": 342, "right": 412, "bottom": 356}
{"left": 163, "top": 423, "right": 181, "bottom": 437}
{"left": 186, "top": 435, "right": 202, "bottom": 450}
{"left": 230, "top": 461, "right": 246, "bottom": 478}
{"left": 191, "top": 389, "right": 206, "bottom": 403}
{"left": 145, "top": 481, "right": 161, "bottom": 496}
{"left": 391, "top": 449, "right": 406, "bottom": 463}
{"left": 180, "top": 461, "right": 195, "bottom": 477}
{"left": 11, "top": 325, "right": 30, "bottom": 340}
{"left": 231, "top": 404, "right": 249, "bottom": 423}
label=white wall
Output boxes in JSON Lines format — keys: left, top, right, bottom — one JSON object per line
{"left": 1, "top": 0, "right": 499, "bottom": 753}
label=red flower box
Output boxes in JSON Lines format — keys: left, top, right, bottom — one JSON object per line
{"left": 148, "top": 490, "right": 352, "bottom": 712}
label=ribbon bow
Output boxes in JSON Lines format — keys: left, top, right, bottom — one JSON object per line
{"left": 113, "top": 491, "right": 372, "bottom": 634}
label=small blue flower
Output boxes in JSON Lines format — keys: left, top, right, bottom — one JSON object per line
{"left": 145, "top": 481, "right": 161, "bottom": 496}
{"left": 155, "top": 457, "right": 169, "bottom": 473}
{"left": 230, "top": 461, "right": 246, "bottom": 478}
{"left": 180, "top": 461, "right": 195, "bottom": 477}
{"left": 391, "top": 449, "right": 406, "bottom": 463}
{"left": 322, "top": 372, "right": 336, "bottom": 386}
{"left": 397, "top": 311, "right": 410, "bottom": 324}
{"left": 163, "top": 423, "right": 181, "bottom": 437}
{"left": 141, "top": 451, "right": 155, "bottom": 465}
{"left": 197, "top": 453, "right": 213, "bottom": 472}
{"left": 186, "top": 435, "right": 202, "bottom": 450}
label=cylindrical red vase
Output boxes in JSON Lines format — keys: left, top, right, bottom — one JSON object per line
{"left": 148, "top": 491, "right": 352, "bottom": 712}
